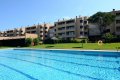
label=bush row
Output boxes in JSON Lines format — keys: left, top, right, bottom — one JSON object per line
{"left": 43, "top": 38, "right": 88, "bottom": 44}
{"left": 25, "top": 38, "right": 39, "bottom": 46}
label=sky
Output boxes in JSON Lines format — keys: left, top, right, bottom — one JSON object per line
{"left": 0, "top": 0, "right": 120, "bottom": 31}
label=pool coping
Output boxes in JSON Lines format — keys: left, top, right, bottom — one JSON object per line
{"left": 10, "top": 48, "right": 120, "bottom": 52}
{"left": 0, "top": 48, "right": 120, "bottom": 52}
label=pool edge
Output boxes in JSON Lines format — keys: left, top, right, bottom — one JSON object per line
{"left": 13, "top": 48, "right": 120, "bottom": 52}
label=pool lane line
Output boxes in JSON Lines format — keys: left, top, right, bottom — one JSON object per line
{"left": 0, "top": 55, "right": 103, "bottom": 80}
{"left": 118, "top": 67, "right": 120, "bottom": 72}
{"left": 1, "top": 53, "right": 119, "bottom": 70}
{"left": 0, "top": 63, "right": 38, "bottom": 80}
{"left": 2, "top": 51, "right": 119, "bottom": 64}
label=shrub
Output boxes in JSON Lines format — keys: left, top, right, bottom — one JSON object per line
{"left": 43, "top": 38, "right": 54, "bottom": 44}
{"left": 102, "top": 33, "right": 117, "bottom": 43}
{"left": 25, "top": 38, "right": 32, "bottom": 46}
{"left": 33, "top": 38, "right": 39, "bottom": 45}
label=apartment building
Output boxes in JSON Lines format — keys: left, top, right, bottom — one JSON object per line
{"left": 0, "top": 23, "right": 52, "bottom": 40}
{"left": 54, "top": 16, "right": 89, "bottom": 39}
{"left": 0, "top": 9, "right": 119, "bottom": 42}
{"left": 112, "top": 9, "right": 120, "bottom": 35}
{"left": 47, "top": 26, "right": 55, "bottom": 38}
{"left": 0, "top": 28, "right": 25, "bottom": 37}
{"left": 25, "top": 23, "right": 52, "bottom": 40}
{"left": 0, "top": 32, "right": 3, "bottom": 37}
{"left": 88, "top": 9, "right": 120, "bottom": 37}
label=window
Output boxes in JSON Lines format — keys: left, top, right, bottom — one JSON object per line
{"left": 66, "top": 26, "right": 74, "bottom": 29}
{"left": 84, "top": 21, "right": 87, "bottom": 24}
{"left": 80, "top": 26, "right": 83, "bottom": 29}
{"left": 58, "top": 22, "right": 65, "bottom": 25}
{"left": 84, "top": 25, "right": 88, "bottom": 30}
{"left": 55, "top": 24, "right": 56, "bottom": 26}
{"left": 26, "top": 27, "right": 30, "bottom": 30}
{"left": 40, "top": 35, "right": 43, "bottom": 37}
{"left": 31, "top": 31, "right": 36, "bottom": 33}
{"left": 80, "top": 20, "right": 83, "bottom": 23}
{"left": 116, "top": 20, "right": 120, "bottom": 24}
{"left": 80, "top": 32, "right": 83, "bottom": 35}
{"left": 58, "top": 27, "right": 65, "bottom": 30}
{"left": 116, "top": 26, "right": 120, "bottom": 31}
{"left": 66, "top": 31, "right": 74, "bottom": 35}
{"left": 66, "top": 20, "right": 75, "bottom": 24}
{"left": 58, "top": 33, "right": 65, "bottom": 36}
{"left": 45, "top": 35, "right": 47, "bottom": 37}
{"left": 85, "top": 32, "right": 88, "bottom": 35}
{"left": 31, "top": 27, "right": 36, "bottom": 29}
{"left": 104, "top": 29, "right": 110, "bottom": 33}
{"left": 27, "top": 31, "right": 30, "bottom": 33}
{"left": 45, "top": 27, "right": 47, "bottom": 29}
{"left": 54, "top": 29, "right": 56, "bottom": 32}
{"left": 40, "top": 31, "right": 43, "bottom": 33}
{"left": 116, "top": 13, "right": 120, "bottom": 16}
{"left": 45, "top": 31, "right": 47, "bottom": 33}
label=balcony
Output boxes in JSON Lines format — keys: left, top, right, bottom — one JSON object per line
{"left": 116, "top": 13, "right": 120, "bottom": 16}
{"left": 58, "top": 27, "right": 65, "bottom": 31}
{"left": 84, "top": 21, "right": 88, "bottom": 25}
{"left": 80, "top": 23, "right": 84, "bottom": 25}
{"left": 40, "top": 28, "right": 43, "bottom": 31}
{"left": 66, "top": 26, "right": 75, "bottom": 31}
{"left": 66, "top": 31, "right": 75, "bottom": 36}
{"left": 79, "top": 28, "right": 84, "bottom": 31}
{"left": 78, "top": 35, "right": 88, "bottom": 38}
{"left": 57, "top": 22, "right": 65, "bottom": 25}
{"left": 40, "top": 33, "right": 43, "bottom": 35}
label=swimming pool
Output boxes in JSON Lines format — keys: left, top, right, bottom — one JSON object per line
{"left": 0, "top": 49, "right": 120, "bottom": 80}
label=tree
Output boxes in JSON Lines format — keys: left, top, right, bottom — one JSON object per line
{"left": 102, "top": 33, "right": 117, "bottom": 43}
{"left": 33, "top": 38, "right": 40, "bottom": 45}
{"left": 88, "top": 12, "right": 115, "bottom": 34}
{"left": 25, "top": 38, "right": 32, "bottom": 46}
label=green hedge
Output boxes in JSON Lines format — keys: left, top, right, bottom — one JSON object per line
{"left": 25, "top": 38, "right": 32, "bottom": 46}
{"left": 33, "top": 38, "right": 39, "bottom": 45}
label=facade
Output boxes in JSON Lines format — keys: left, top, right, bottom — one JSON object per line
{"left": 47, "top": 26, "right": 55, "bottom": 38}
{"left": 0, "top": 32, "right": 3, "bottom": 37}
{"left": 112, "top": 9, "right": 120, "bottom": 35}
{"left": 0, "top": 9, "right": 120, "bottom": 42}
{"left": 0, "top": 28, "right": 25, "bottom": 37}
{"left": 25, "top": 23, "right": 52, "bottom": 40}
{"left": 54, "top": 16, "right": 89, "bottom": 39}
{"left": 0, "top": 23, "right": 53, "bottom": 40}
{"left": 88, "top": 9, "right": 120, "bottom": 37}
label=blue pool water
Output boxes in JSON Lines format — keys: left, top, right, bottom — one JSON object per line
{"left": 0, "top": 49, "right": 120, "bottom": 80}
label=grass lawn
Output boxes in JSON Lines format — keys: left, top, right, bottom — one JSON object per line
{"left": 27, "top": 43, "right": 120, "bottom": 50}
{"left": 0, "top": 46, "right": 12, "bottom": 49}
